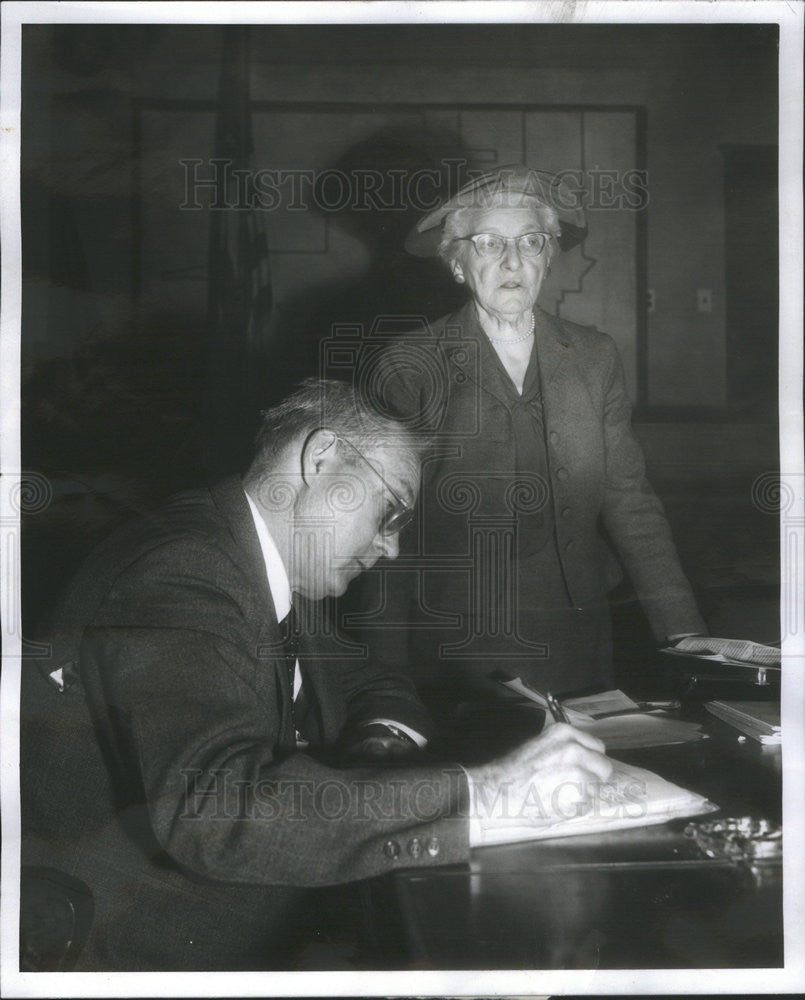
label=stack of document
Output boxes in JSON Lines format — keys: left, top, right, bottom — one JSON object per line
{"left": 558, "top": 689, "right": 704, "bottom": 749}
{"left": 705, "top": 700, "right": 781, "bottom": 744}
{"left": 575, "top": 713, "right": 704, "bottom": 750}
{"left": 493, "top": 679, "right": 703, "bottom": 750}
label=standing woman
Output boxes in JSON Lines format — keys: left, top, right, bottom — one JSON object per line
{"left": 359, "top": 165, "right": 707, "bottom": 707}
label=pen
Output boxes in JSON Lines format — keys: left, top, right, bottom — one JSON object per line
{"left": 546, "top": 691, "right": 569, "bottom": 724}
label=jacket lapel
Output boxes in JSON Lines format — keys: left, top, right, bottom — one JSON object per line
{"left": 533, "top": 307, "right": 572, "bottom": 386}
{"left": 535, "top": 308, "right": 597, "bottom": 434}
{"left": 441, "top": 301, "right": 575, "bottom": 405}
{"left": 210, "top": 476, "right": 276, "bottom": 614}
{"left": 439, "top": 300, "right": 521, "bottom": 408}
{"left": 210, "top": 477, "right": 296, "bottom": 744}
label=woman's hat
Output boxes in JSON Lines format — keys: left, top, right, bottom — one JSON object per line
{"left": 405, "top": 164, "right": 587, "bottom": 257}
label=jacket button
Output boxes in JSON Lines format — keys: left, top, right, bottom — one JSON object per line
{"left": 549, "top": 431, "right": 559, "bottom": 445}
{"left": 407, "top": 837, "right": 423, "bottom": 859}
{"left": 556, "top": 468, "right": 569, "bottom": 482}
{"left": 426, "top": 837, "right": 440, "bottom": 858}
{"left": 561, "top": 506, "right": 572, "bottom": 519}
{"left": 383, "top": 839, "right": 401, "bottom": 859}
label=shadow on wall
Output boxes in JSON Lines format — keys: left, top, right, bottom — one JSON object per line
{"left": 267, "top": 128, "right": 470, "bottom": 394}
{"left": 20, "top": 129, "right": 473, "bottom": 625}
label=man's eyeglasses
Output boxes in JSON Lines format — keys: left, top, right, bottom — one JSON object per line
{"left": 454, "top": 232, "right": 552, "bottom": 260}
{"left": 336, "top": 436, "right": 415, "bottom": 536}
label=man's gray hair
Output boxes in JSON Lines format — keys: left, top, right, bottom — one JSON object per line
{"left": 247, "top": 378, "right": 426, "bottom": 479}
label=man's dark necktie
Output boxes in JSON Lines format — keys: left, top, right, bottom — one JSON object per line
{"left": 280, "top": 605, "right": 301, "bottom": 688}
{"left": 280, "top": 605, "right": 312, "bottom": 740}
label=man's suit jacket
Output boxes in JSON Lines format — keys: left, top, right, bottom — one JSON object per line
{"left": 20, "top": 477, "right": 469, "bottom": 970}
{"left": 361, "top": 302, "right": 704, "bottom": 685}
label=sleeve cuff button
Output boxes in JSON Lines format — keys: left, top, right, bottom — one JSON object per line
{"left": 383, "top": 839, "right": 401, "bottom": 859}
{"left": 407, "top": 837, "right": 423, "bottom": 859}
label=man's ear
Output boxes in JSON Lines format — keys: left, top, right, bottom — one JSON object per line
{"left": 300, "top": 428, "right": 339, "bottom": 486}
{"left": 451, "top": 259, "right": 465, "bottom": 284}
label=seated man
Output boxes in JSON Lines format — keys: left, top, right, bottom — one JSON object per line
{"left": 20, "top": 378, "right": 611, "bottom": 971}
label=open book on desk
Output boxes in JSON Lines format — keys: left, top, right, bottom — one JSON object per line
{"left": 476, "top": 759, "right": 718, "bottom": 847}
{"left": 661, "top": 636, "right": 781, "bottom": 669}
{"left": 490, "top": 675, "right": 704, "bottom": 750}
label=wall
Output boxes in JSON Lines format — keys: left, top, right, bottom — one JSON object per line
{"left": 19, "top": 23, "right": 781, "bottom": 628}
{"left": 22, "top": 23, "right": 778, "bottom": 412}
{"left": 238, "top": 24, "right": 778, "bottom": 408}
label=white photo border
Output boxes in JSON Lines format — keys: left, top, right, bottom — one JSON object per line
{"left": 2, "top": 2, "right": 803, "bottom": 996}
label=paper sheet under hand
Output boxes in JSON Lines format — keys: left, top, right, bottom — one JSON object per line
{"left": 475, "top": 759, "right": 717, "bottom": 847}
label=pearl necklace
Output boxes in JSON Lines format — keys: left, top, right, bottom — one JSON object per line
{"left": 484, "top": 312, "right": 535, "bottom": 345}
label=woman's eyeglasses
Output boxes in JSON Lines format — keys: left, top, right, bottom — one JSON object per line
{"left": 336, "top": 436, "right": 415, "bottom": 536}
{"left": 455, "top": 232, "right": 551, "bottom": 260}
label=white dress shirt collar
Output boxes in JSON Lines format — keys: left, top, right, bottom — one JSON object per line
{"left": 244, "top": 489, "right": 291, "bottom": 623}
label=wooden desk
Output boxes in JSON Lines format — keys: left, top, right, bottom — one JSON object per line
{"left": 365, "top": 712, "right": 783, "bottom": 970}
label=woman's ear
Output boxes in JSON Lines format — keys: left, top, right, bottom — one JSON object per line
{"left": 301, "top": 429, "right": 338, "bottom": 486}
{"left": 451, "top": 259, "right": 465, "bottom": 284}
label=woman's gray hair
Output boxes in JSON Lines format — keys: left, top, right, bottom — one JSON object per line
{"left": 437, "top": 194, "right": 562, "bottom": 267}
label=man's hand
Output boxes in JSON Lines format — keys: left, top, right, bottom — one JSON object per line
{"left": 466, "top": 723, "right": 613, "bottom": 835}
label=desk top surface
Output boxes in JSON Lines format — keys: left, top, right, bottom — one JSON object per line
{"left": 388, "top": 705, "right": 783, "bottom": 970}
